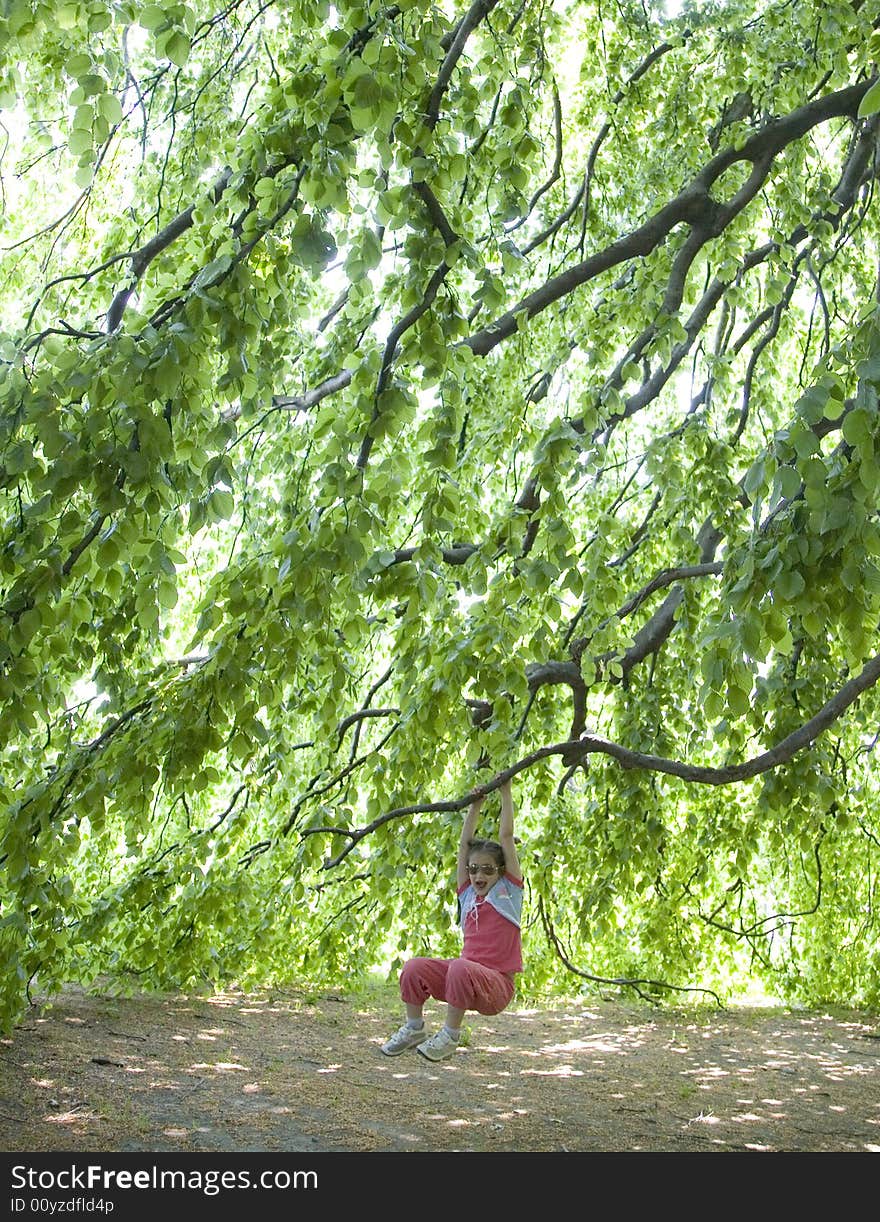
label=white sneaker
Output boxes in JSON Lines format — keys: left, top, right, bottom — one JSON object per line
{"left": 380, "top": 1023, "right": 426, "bottom": 1056}
{"left": 416, "top": 1028, "right": 460, "bottom": 1062}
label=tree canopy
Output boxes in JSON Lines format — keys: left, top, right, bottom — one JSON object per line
{"left": 1, "top": 0, "right": 880, "bottom": 1032}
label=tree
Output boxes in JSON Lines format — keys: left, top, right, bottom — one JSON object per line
{"left": 1, "top": 0, "right": 879, "bottom": 1032}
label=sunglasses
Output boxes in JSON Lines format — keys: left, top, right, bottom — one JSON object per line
{"left": 467, "top": 864, "right": 499, "bottom": 875}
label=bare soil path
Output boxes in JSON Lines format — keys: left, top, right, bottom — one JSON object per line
{"left": 1, "top": 982, "right": 879, "bottom": 1155}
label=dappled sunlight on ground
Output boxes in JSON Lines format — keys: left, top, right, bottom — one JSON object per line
{"left": 1, "top": 984, "right": 878, "bottom": 1153}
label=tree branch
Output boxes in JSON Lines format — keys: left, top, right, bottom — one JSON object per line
{"left": 465, "top": 80, "right": 875, "bottom": 357}
{"left": 538, "top": 896, "right": 723, "bottom": 1006}
{"left": 314, "top": 648, "right": 880, "bottom": 866}
{"left": 105, "top": 167, "right": 233, "bottom": 331}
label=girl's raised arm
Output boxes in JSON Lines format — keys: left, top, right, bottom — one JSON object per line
{"left": 499, "top": 780, "right": 521, "bottom": 880}
{"left": 457, "top": 791, "right": 484, "bottom": 888}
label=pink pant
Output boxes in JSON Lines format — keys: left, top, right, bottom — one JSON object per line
{"left": 400, "top": 957, "right": 515, "bottom": 1015}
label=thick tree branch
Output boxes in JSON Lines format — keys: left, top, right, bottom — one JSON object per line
{"left": 465, "top": 80, "right": 875, "bottom": 357}
{"left": 426, "top": 0, "right": 502, "bottom": 130}
{"left": 313, "top": 648, "right": 880, "bottom": 868}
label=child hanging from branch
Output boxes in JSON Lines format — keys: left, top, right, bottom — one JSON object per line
{"left": 380, "top": 776, "right": 523, "bottom": 1061}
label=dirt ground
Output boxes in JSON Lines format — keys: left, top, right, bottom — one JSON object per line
{"left": 1, "top": 981, "right": 879, "bottom": 1155}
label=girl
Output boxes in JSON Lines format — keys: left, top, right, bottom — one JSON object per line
{"left": 381, "top": 777, "right": 523, "bottom": 1061}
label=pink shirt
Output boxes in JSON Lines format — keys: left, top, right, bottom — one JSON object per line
{"left": 458, "top": 874, "right": 524, "bottom": 974}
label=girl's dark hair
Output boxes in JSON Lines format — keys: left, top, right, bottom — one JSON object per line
{"left": 467, "top": 838, "right": 506, "bottom": 873}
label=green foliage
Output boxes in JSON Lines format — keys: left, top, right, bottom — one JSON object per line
{"left": 1, "top": 0, "right": 879, "bottom": 1031}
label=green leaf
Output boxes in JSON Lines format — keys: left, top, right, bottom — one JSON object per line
{"left": 66, "top": 54, "right": 93, "bottom": 76}
{"left": 792, "top": 427, "right": 819, "bottom": 459}
{"left": 775, "top": 569, "right": 805, "bottom": 600}
{"left": 743, "top": 459, "right": 765, "bottom": 496}
{"left": 777, "top": 466, "right": 801, "bottom": 499}
{"left": 72, "top": 104, "right": 93, "bottom": 130}
{"left": 165, "top": 32, "right": 192, "bottom": 68}
{"left": 158, "top": 581, "right": 178, "bottom": 609}
{"left": 98, "top": 94, "right": 124, "bottom": 125}
{"left": 858, "top": 78, "right": 880, "bottom": 119}
{"left": 68, "top": 129, "right": 93, "bottom": 156}
{"left": 139, "top": 4, "right": 169, "bottom": 31}
{"left": 843, "top": 409, "right": 871, "bottom": 446}
{"left": 209, "top": 490, "right": 235, "bottom": 520}
{"left": 191, "top": 255, "right": 233, "bottom": 291}
{"left": 727, "top": 685, "right": 751, "bottom": 718}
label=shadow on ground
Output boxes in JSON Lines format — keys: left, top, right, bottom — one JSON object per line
{"left": 2, "top": 983, "right": 879, "bottom": 1152}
